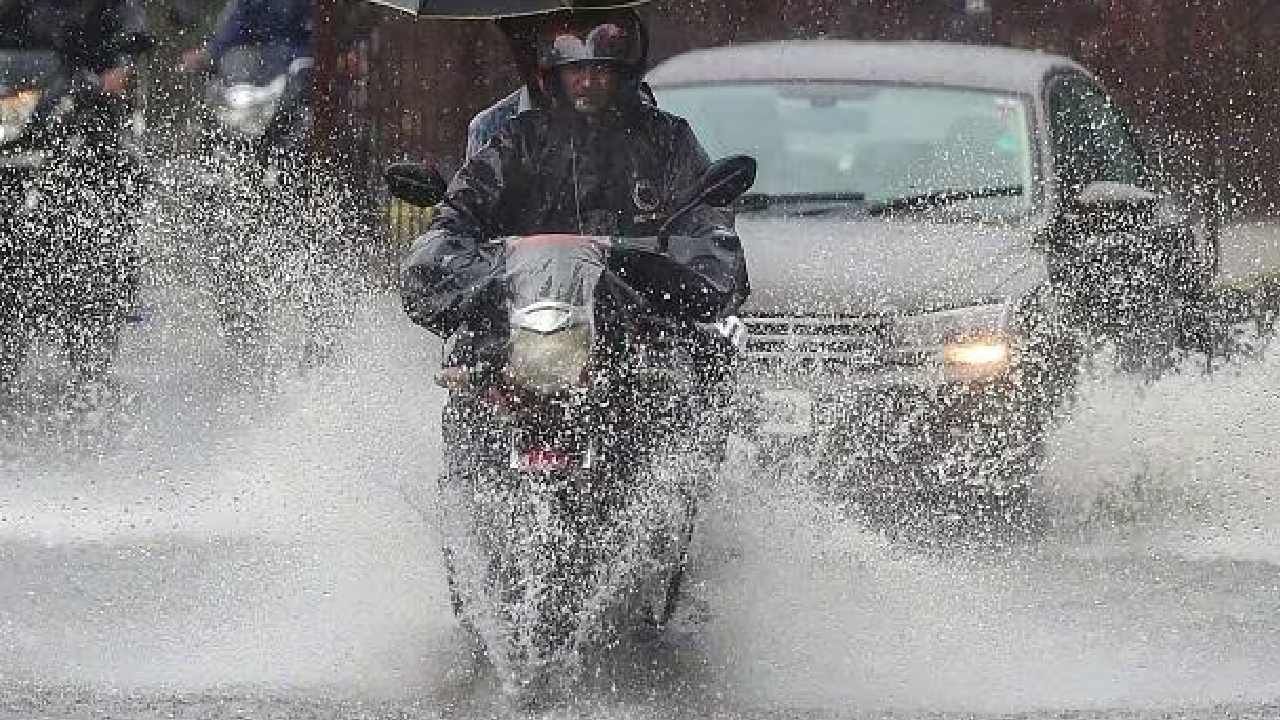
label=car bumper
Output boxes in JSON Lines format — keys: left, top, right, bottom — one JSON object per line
{"left": 738, "top": 362, "right": 1012, "bottom": 435}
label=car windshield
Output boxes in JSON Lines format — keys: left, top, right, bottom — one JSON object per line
{"left": 656, "top": 82, "right": 1036, "bottom": 219}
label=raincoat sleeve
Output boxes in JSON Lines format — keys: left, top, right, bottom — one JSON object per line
{"left": 400, "top": 126, "right": 525, "bottom": 336}
{"left": 660, "top": 120, "right": 751, "bottom": 317}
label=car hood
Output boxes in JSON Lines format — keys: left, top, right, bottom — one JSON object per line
{"left": 736, "top": 214, "right": 1047, "bottom": 317}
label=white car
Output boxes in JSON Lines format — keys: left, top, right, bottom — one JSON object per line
{"left": 649, "top": 41, "right": 1214, "bottom": 518}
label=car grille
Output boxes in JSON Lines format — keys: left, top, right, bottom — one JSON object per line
{"left": 743, "top": 315, "right": 900, "bottom": 368}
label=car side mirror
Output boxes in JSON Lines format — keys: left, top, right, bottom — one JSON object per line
{"left": 1048, "top": 180, "right": 1162, "bottom": 251}
{"left": 385, "top": 162, "right": 447, "bottom": 208}
{"left": 1070, "top": 180, "right": 1159, "bottom": 213}
{"left": 694, "top": 155, "right": 759, "bottom": 208}
{"left": 658, "top": 155, "right": 757, "bottom": 250}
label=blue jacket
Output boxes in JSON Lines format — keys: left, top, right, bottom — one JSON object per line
{"left": 206, "top": 0, "right": 311, "bottom": 64}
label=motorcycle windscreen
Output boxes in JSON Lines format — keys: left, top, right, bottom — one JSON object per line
{"left": 503, "top": 236, "right": 604, "bottom": 395}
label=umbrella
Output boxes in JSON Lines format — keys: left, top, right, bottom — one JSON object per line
{"left": 366, "top": 0, "right": 650, "bottom": 18}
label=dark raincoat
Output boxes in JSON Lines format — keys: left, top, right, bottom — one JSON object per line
{"left": 0, "top": 0, "right": 147, "bottom": 71}
{"left": 401, "top": 103, "right": 750, "bottom": 365}
{"left": 466, "top": 83, "right": 657, "bottom": 161}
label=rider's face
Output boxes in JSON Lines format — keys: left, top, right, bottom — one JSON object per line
{"left": 557, "top": 63, "right": 620, "bottom": 114}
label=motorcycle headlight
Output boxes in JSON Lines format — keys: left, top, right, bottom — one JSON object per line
{"left": 0, "top": 89, "right": 41, "bottom": 142}
{"left": 217, "top": 84, "right": 282, "bottom": 139}
{"left": 505, "top": 302, "right": 592, "bottom": 396}
{"left": 507, "top": 326, "right": 591, "bottom": 396}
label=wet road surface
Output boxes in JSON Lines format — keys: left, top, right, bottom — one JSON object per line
{"left": 2, "top": 289, "right": 1280, "bottom": 719}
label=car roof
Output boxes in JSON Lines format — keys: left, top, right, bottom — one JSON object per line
{"left": 646, "top": 40, "right": 1090, "bottom": 96}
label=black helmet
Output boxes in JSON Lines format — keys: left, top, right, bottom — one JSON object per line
{"left": 534, "top": 9, "right": 647, "bottom": 72}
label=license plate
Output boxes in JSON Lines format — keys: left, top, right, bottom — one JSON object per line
{"left": 509, "top": 433, "right": 597, "bottom": 472}
{"left": 758, "top": 389, "right": 813, "bottom": 435}
{"left": 516, "top": 447, "right": 574, "bottom": 472}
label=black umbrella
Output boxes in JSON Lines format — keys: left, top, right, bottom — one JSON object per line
{"left": 366, "top": 0, "right": 650, "bottom": 18}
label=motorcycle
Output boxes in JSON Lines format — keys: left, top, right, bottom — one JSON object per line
{"left": 200, "top": 43, "right": 312, "bottom": 184}
{"left": 0, "top": 40, "right": 150, "bottom": 396}
{"left": 186, "top": 43, "right": 343, "bottom": 372}
{"left": 389, "top": 156, "right": 755, "bottom": 700}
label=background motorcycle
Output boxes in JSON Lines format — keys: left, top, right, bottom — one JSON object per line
{"left": 186, "top": 43, "right": 346, "bottom": 375}
{"left": 0, "top": 40, "right": 150, "bottom": 399}
{"left": 389, "top": 156, "right": 754, "bottom": 702}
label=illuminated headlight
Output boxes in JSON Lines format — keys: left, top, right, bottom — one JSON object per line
{"left": 0, "top": 89, "right": 41, "bottom": 142}
{"left": 942, "top": 333, "right": 1012, "bottom": 382}
{"left": 217, "top": 82, "right": 284, "bottom": 138}
{"left": 505, "top": 301, "right": 591, "bottom": 396}
{"left": 894, "top": 303, "right": 1016, "bottom": 382}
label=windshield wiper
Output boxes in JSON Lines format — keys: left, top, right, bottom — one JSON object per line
{"left": 865, "top": 185, "right": 1024, "bottom": 216}
{"left": 738, "top": 192, "right": 865, "bottom": 212}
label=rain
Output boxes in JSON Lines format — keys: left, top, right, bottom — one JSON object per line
{"left": 3, "top": 1, "right": 1280, "bottom": 718}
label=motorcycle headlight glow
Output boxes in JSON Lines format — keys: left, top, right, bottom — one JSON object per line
{"left": 517, "top": 302, "right": 575, "bottom": 334}
{"left": 0, "top": 89, "right": 41, "bottom": 142}
{"left": 216, "top": 80, "right": 285, "bottom": 139}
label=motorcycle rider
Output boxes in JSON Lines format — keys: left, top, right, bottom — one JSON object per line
{"left": 178, "top": 0, "right": 375, "bottom": 371}
{"left": 401, "top": 8, "right": 748, "bottom": 652}
{"left": 180, "top": 0, "right": 314, "bottom": 173}
{"left": 466, "top": 9, "right": 656, "bottom": 160}
{"left": 403, "top": 6, "right": 748, "bottom": 383}
{"left": 181, "top": 0, "right": 311, "bottom": 74}
{"left": 0, "top": 0, "right": 150, "bottom": 395}
{"left": 0, "top": 0, "right": 147, "bottom": 93}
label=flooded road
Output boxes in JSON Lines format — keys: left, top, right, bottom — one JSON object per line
{"left": 2, "top": 290, "right": 1280, "bottom": 719}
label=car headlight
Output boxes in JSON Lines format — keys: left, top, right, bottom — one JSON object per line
{"left": 894, "top": 303, "right": 1015, "bottom": 382}
{"left": 0, "top": 89, "right": 41, "bottom": 142}
{"left": 942, "top": 332, "right": 1012, "bottom": 382}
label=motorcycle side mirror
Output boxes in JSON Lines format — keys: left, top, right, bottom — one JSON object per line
{"left": 658, "top": 155, "right": 757, "bottom": 251}
{"left": 385, "top": 162, "right": 447, "bottom": 208}
{"left": 697, "top": 155, "right": 759, "bottom": 208}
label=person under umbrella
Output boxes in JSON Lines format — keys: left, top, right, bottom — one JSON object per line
{"left": 465, "top": 6, "right": 655, "bottom": 159}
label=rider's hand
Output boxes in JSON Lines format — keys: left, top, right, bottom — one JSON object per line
{"left": 180, "top": 47, "right": 211, "bottom": 74}
{"left": 99, "top": 67, "right": 133, "bottom": 96}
